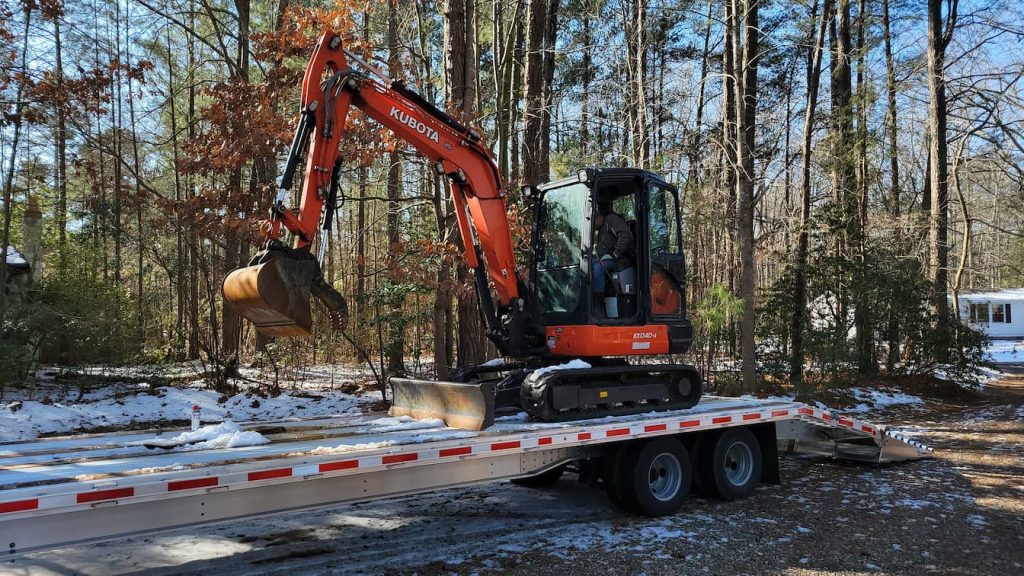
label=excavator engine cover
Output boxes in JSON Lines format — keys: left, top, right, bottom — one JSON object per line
{"left": 389, "top": 378, "right": 495, "bottom": 431}
{"left": 222, "top": 250, "right": 347, "bottom": 337}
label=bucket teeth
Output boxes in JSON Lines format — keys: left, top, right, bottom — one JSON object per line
{"left": 389, "top": 378, "right": 495, "bottom": 431}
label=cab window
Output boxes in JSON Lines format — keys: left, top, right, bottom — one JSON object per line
{"left": 648, "top": 184, "right": 684, "bottom": 316}
{"left": 534, "top": 183, "right": 588, "bottom": 313}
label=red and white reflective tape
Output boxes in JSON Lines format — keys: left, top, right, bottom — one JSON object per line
{"left": 795, "top": 406, "right": 879, "bottom": 437}
{"left": 0, "top": 402, "right": 889, "bottom": 518}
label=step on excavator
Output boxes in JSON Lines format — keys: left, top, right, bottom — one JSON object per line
{"left": 222, "top": 31, "right": 702, "bottom": 431}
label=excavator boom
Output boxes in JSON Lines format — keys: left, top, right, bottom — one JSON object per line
{"left": 223, "top": 31, "right": 529, "bottom": 427}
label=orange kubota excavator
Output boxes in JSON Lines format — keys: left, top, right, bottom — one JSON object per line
{"left": 222, "top": 31, "right": 701, "bottom": 431}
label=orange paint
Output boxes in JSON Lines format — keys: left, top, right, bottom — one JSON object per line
{"left": 545, "top": 324, "right": 669, "bottom": 356}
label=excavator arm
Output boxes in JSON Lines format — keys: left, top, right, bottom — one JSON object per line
{"left": 223, "top": 31, "right": 532, "bottom": 354}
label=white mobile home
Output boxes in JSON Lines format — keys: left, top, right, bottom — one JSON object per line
{"left": 954, "top": 289, "right": 1024, "bottom": 340}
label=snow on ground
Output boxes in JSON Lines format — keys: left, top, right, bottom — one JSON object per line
{"left": 0, "top": 385, "right": 373, "bottom": 442}
{"left": 844, "top": 387, "right": 926, "bottom": 413}
{"left": 5, "top": 246, "right": 27, "bottom": 266}
{"left": 986, "top": 339, "right": 1024, "bottom": 364}
{"left": 130, "top": 421, "right": 270, "bottom": 451}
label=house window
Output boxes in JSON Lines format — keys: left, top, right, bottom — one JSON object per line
{"left": 969, "top": 303, "right": 989, "bottom": 323}
{"left": 991, "top": 303, "right": 1012, "bottom": 323}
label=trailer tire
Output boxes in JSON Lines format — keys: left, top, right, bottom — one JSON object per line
{"left": 511, "top": 464, "right": 565, "bottom": 488}
{"left": 617, "top": 437, "right": 692, "bottom": 516}
{"left": 602, "top": 444, "right": 631, "bottom": 510}
{"left": 703, "top": 427, "right": 761, "bottom": 501}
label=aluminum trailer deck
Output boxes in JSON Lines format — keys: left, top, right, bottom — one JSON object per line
{"left": 0, "top": 396, "right": 929, "bottom": 554}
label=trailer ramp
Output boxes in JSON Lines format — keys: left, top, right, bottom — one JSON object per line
{"left": 775, "top": 405, "right": 932, "bottom": 463}
{"left": 0, "top": 397, "right": 928, "bottom": 554}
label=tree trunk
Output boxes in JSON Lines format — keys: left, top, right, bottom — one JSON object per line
{"left": 126, "top": 0, "right": 146, "bottom": 343}
{"left": 540, "top": 0, "right": 558, "bottom": 173}
{"left": 54, "top": 16, "right": 68, "bottom": 260}
{"left": 791, "top": 0, "right": 831, "bottom": 394}
{"left": 0, "top": 6, "right": 32, "bottom": 324}
{"left": 732, "top": 0, "right": 759, "bottom": 392}
{"left": 187, "top": 0, "right": 201, "bottom": 360}
{"left": 927, "top": 0, "right": 952, "bottom": 325}
{"left": 853, "top": 0, "right": 873, "bottom": 375}
{"left": 220, "top": 0, "right": 252, "bottom": 364}
{"left": 444, "top": 0, "right": 490, "bottom": 367}
{"left": 881, "top": 0, "right": 900, "bottom": 370}
{"left": 522, "top": 0, "right": 549, "bottom": 185}
{"left": 624, "top": 0, "right": 650, "bottom": 167}
{"left": 722, "top": 0, "right": 739, "bottom": 356}
{"left": 386, "top": 0, "right": 405, "bottom": 375}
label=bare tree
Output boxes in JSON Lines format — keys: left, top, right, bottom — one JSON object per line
{"left": 731, "top": 0, "right": 759, "bottom": 391}
{"left": 790, "top": 0, "right": 833, "bottom": 394}
{"left": 927, "top": 0, "right": 957, "bottom": 327}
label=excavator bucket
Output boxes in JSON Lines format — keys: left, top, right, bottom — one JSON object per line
{"left": 222, "top": 251, "right": 347, "bottom": 337}
{"left": 223, "top": 257, "right": 316, "bottom": 337}
{"left": 389, "top": 378, "right": 495, "bottom": 431}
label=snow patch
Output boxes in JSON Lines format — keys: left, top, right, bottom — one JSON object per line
{"left": 985, "top": 339, "right": 1023, "bottom": 364}
{"left": 132, "top": 421, "right": 270, "bottom": 451}
{"left": 366, "top": 416, "right": 446, "bottom": 433}
{"left": 5, "top": 246, "right": 27, "bottom": 266}
{"left": 842, "top": 388, "right": 924, "bottom": 413}
{"left": 480, "top": 358, "right": 506, "bottom": 368}
{"left": 894, "top": 498, "right": 939, "bottom": 510}
{"left": 524, "top": 360, "right": 592, "bottom": 384}
{"left": 303, "top": 431, "right": 478, "bottom": 455}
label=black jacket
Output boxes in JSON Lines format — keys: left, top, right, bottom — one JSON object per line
{"left": 596, "top": 212, "right": 634, "bottom": 265}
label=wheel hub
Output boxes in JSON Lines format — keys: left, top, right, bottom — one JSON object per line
{"left": 648, "top": 453, "right": 682, "bottom": 501}
{"left": 723, "top": 441, "right": 754, "bottom": 486}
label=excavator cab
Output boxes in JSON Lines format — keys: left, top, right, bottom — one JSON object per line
{"left": 530, "top": 168, "right": 693, "bottom": 357}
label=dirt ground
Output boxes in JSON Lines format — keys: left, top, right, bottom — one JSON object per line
{"left": 10, "top": 367, "right": 1024, "bottom": 576}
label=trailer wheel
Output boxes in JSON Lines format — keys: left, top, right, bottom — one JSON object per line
{"left": 511, "top": 464, "right": 565, "bottom": 488}
{"left": 702, "top": 427, "right": 762, "bottom": 501}
{"left": 617, "top": 437, "right": 692, "bottom": 516}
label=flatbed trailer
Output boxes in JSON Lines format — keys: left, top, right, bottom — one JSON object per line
{"left": 0, "top": 396, "right": 929, "bottom": 554}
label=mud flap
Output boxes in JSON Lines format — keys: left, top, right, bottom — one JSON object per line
{"left": 389, "top": 378, "right": 495, "bottom": 431}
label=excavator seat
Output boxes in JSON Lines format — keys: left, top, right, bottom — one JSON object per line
{"left": 222, "top": 249, "right": 347, "bottom": 337}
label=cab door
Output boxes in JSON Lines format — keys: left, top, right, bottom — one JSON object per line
{"left": 643, "top": 180, "right": 692, "bottom": 352}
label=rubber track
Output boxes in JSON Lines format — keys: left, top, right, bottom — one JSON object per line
{"left": 520, "top": 364, "right": 702, "bottom": 422}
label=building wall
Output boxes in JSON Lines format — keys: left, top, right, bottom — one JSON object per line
{"left": 957, "top": 297, "right": 1023, "bottom": 339}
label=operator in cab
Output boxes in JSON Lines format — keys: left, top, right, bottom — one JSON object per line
{"left": 592, "top": 201, "right": 634, "bottom": 295}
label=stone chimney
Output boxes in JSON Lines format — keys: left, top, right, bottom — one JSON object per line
{"left": 22, "top": 196, "right": 42, "bottom": 283}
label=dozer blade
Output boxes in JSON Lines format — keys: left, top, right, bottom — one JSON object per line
{"left": 222, "top": 257, "right": 318, "bottom": 337}
{"left": 389, "top": 378, "right": 495, "bottom": 431}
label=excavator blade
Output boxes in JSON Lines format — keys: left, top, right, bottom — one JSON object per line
{"left": 389, "top": 378, "right": 495, "bottom": 431}
{"left": 222, "top": 257, "right": 315, "bottom": 337}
